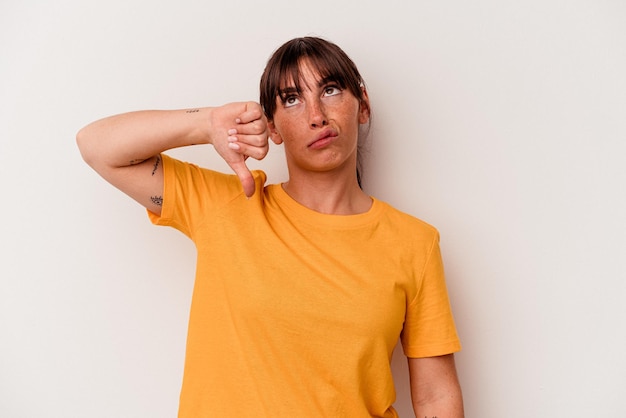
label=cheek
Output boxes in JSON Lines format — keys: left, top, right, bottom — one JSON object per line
{"left": 340, "top": 98, "right": 364, "bottom": 123}
{"left": 273, "top": 117, "right": 302, "bottom": 142}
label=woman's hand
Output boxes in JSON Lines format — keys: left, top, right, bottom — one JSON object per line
{"left": 208, "top": 102, "right": 276, "bottom": 197}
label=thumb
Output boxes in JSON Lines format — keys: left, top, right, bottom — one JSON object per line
{"left": 228, "top": 158, "right": 255, "bottom": 198}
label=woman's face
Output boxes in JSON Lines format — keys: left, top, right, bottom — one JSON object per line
{"left": 269, "top": 59, "right": 370, "bottom": 178}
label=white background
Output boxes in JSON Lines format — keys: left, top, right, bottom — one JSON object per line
{"left": 1, "top": 0, "right": 625, "bottom": 416}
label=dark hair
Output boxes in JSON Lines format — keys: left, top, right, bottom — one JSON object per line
{"left": 259, "top": 36, "right": 370, "bottom": 187}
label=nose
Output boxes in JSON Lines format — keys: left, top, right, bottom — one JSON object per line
{"left": 308, "top": 99, "right": 328, "bottom": 128}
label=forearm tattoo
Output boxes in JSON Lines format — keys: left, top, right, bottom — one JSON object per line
{"left": 151, "top": 196, "right": 163, "bottom": 206}
{"left": 185, "top": 109, "right": 199, "bottom": 113}
{"left": 129, "top": 158, "right": 144, "bottom": 165}
{"left": 151, "top": 155, "right": 161, "bottom": 176}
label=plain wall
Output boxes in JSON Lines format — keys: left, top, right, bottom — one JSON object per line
{"left": 1, "top": 0, "right": 625, "bottom": 416}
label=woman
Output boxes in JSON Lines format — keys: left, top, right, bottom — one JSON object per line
{"left": 77, "top": 36, "right": 463, "bottom": 417}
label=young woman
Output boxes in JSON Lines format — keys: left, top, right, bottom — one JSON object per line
{"left": 77, "top": 36, "right": 463, "bottom": 417}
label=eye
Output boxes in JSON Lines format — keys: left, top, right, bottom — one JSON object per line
{"left": 284, "top": 95, "right": 301, "bottom": 108}
{"left": 323, "top": 85, "right": 342, "bottom": 97}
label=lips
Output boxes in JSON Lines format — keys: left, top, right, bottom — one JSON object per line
{"left": 308, "top": 129, "right": 338, "bottom": 149}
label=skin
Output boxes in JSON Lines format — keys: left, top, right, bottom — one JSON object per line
{"left": 409, "top": 354, "right": 464, "bottom": 417}
{"left": 76, "top": 60, "right": 463, "bottom": 418}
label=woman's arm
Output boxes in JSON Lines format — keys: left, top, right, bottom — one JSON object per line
{"left": 76, "top": 102, "right": 270, "bottom": 214}
{"left": 408, "top": 354, "right": 464, "bottom": 418}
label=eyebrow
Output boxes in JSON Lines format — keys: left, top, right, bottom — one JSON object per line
{"left": 278, "top": 86, "right": 299, "bottom": 97}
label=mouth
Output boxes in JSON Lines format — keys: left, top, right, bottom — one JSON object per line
{"left": 308, "top": 129, "right": 338, "bottom": 149}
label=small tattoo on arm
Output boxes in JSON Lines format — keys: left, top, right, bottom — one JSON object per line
{"left": 129, "top": 159, "right": 144, "bottom": 165}
{"left": 151, "top": 155, "right": 161, "bottom": 176}
{"left": 185, "top": 109, "right": 199, "bottom": 113}
{"left": 150, "top": 196, "right": 163, "bottom": 206}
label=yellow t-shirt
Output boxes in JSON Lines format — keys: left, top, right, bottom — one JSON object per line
{"left": 149, "top": 154, "right": 461, "bottom": 417}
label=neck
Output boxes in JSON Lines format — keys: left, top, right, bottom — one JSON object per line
{"left": 282, "top": 171, "right": 372, "bottom": 215}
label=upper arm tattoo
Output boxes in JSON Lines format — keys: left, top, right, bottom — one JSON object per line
{"left": 150, "top": 196, "right": 163, "bottom": 206}
{"left": 151, "top": 155, "right": 161, "bottom": 176}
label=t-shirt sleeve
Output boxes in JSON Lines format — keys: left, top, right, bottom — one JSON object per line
{"left": 147, "top": 154, "right": 246, "bottom": 238}
{"left": 401, "top": 232, "right": 461, "bottom": 358}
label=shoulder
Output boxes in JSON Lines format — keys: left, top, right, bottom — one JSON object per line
{"left": 375, "top": 198, "right": 440, "bottom": 239}
{"left": 162, "top": 154, "right": 267, "bottom": 193}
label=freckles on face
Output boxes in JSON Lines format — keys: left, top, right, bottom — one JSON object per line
{"left": 268, "top": 59, "right": 369, "bottom": 157}
{"left": 271, "top": 87, "right": 361, "bottom": 142}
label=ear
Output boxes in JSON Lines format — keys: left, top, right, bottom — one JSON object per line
{"left": 268, "top": 120, "right": 283, "bottom": 145}
{"left": 358, "top": 87, "right": 371, "bottom": 124}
